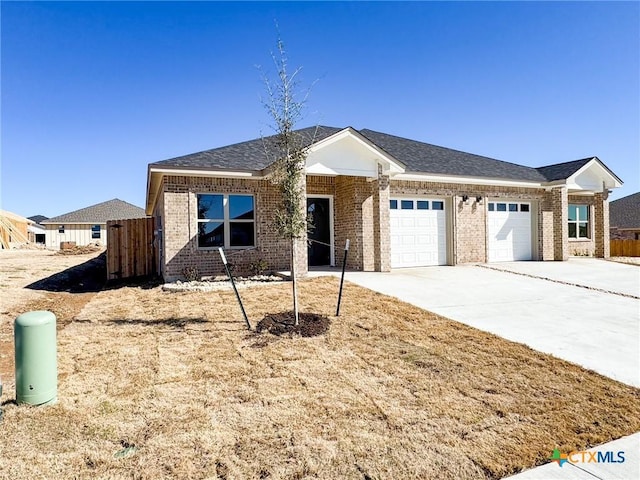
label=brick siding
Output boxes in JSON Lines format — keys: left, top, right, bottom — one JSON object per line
{"left": 593, "top": 192, "right": 610, "bottom": 258}
{"left": 552, "top": 187, "right": 569, "bottom": 260}
{"left": 160, "top": 176, "right": 291, "bottom": 281}
{"left": 390, "top": 180, "right": 550, "bottom": 264}
{"left": 156, "top": 175, "right": 611, "bottom": 280}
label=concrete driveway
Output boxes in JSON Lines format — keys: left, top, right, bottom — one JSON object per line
{"left": 323, "top": 258, "right": 639, "bottom": 387}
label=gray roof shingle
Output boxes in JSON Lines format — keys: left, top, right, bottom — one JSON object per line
{"left": 150, "top": 125, "right": 606, "bottom": 184}
{"left": 358, "top": 129, "right": 549, "bottom": 182}
{"left": 151, "top": 126, "right": 343, "bottom": 171}
{"left": 609, "top": 192, "right": 640, "bottom": 229}
{"left": 42, "top": 199, "right": 147, "bottom": 224}
{"left": 28, "top": 215, "right": 49, "bottom": 225}
{"left": 535, "top": 158, "right": 593, "bottom": 182}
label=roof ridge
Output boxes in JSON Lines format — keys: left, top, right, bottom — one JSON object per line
{"left": 43, "top": 198, "right": 146, "bottom": 224}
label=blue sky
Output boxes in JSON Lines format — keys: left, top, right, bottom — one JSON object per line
{"left": 2, "top": 1, "right": 638, "bottom": 218}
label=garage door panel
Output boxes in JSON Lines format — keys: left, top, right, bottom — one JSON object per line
{"left": 487, "top": 202, "right": 532, "bottom": 262}
{"left": 390, "top": 198, "right": 447, "bottom": 268}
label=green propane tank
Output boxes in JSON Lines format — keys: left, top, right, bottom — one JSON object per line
{"left": 14, "top": 311, "right": 57, "bottom": 405}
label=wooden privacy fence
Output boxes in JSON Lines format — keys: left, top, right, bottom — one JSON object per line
{"left": 107, "top": 217, "right": 157, "bottom": 280}
{"left": 610, "top": 239, "right": 640, "bottom": 257}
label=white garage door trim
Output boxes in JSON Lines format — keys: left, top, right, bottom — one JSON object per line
{"left": 487, "top": 201, "right": 532, "bottom": 262}
{"left": 390, "top": 198, "right": 447, "bottom": 268}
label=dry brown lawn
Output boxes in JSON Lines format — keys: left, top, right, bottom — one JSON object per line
{"left": 0, "top": 251, "right": 639, "bottom": 480}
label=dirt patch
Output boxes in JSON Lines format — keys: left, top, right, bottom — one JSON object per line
{"left": 0, "top": 250, "right": 106, "bottom": 383}
{"left": 26, "top": 252, "right": 106, "bottom": 293}
{"left": 256, "top": 311, "right": 331, "bottom": 337}
{"left": 56, "top": 244, "right": 103, "bottom": 255}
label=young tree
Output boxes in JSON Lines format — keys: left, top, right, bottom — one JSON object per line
{"left": 260, "top": 38, "right": 314, "bottom": 326}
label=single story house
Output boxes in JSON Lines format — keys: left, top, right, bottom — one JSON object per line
{"left": 145, "top": 126, "right": 622, "bottom": 281}
{"left": 41, "top": 198, "right": 147, "bottom": 249}
{"left": 609, "top": 192, "right": 640, "bottom": 240}
{"left": 27, "top": 215, "right": 48, "bottom": 244}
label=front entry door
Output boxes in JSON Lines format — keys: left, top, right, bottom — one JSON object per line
{"left": 307, "top": 197, "right": 331, "bottom": 266}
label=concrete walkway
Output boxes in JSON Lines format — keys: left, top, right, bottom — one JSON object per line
{"left": 314, "top": 259, "right": 639, "bottom": 387}
{"left": 481, "top": 258, "right": 640, "bottom": 298}
{"left": 310, "top": 258, "right": 640, "bottom": 479}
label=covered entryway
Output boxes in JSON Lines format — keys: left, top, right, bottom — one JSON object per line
{"left": 487, "top": 201, "right": 532, "bottom": 262}
{"left": 390, "top": 198, "right": 447, "bottom": 268}
{"left": 307, "top": 197, "right": 333, "bottom": 266}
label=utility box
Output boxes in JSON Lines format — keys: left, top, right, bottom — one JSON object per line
{"left": 15, "top": 311, "right": 57, "bottom": 405}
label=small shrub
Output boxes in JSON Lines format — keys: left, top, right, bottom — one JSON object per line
{"left": 183, "top": 266, "right": 200, "bottom": 282}
{"left": 249, "top": 258, "right": 269, "bottom": 276}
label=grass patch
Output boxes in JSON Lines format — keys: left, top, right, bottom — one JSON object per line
{"left": 0, "top": 277, "right": 638, "bottom": 479}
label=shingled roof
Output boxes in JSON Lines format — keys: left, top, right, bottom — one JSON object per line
{"left": 358, "top": 129, "right": 548, "bottom": 182}
{"left": 151, "top": 126, "right": 602, "bottom": 183}
{"left": 609, "top": 192, "right": 640, "bottom": 229}
{"left": 28, "top": 215, "right": 49, "bottom": 225}
{"left": 152, "top": 126, "right": 343, "bottom": 171}
{"left": 42, "top": 199, "right": 147, "bottom": 224}
{"left": 535, "top": 158, "right": 594, "bottom": 182}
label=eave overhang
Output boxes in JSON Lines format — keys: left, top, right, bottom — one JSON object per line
{"left": 145, "top": 166, "right": 264, "bottom": 215}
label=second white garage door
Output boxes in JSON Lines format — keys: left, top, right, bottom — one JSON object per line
{"left": 487, "top": 201, "right": 532, "bottom": 262}
{"left": 390, "top": 198, "right": 447, "bottom": 268}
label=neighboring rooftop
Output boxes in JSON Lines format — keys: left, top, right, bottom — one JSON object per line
{"left": 42, "top": 199, "right": 147, "bottom": 224}
{"left": 150, "top": 125, "right": 604, "bottom": 184}
{"left": 28, "top": 215, "right": 49, "bottom": 225}
{"left": 609, "top": 192, "right": 640, "bottom": 229}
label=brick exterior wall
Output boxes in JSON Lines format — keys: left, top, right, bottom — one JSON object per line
{"left": 334, "top": 176, "right": 373, "bottom": 270}
{"left": 552, "top": 187, "right": 569, "bottom": 261}
{"left": 307, "top": 174, "right": 389, "bottom": 272}
{"left": 539, "top": 193, "right": 555, "bottom": 261}
{"left": 454, "top": 195, "right": 486, "bottom": 264}
{"left": 566, "top": 194, "right": 595, "bottom": 257}
{"left": 593, "top": 192, "right": 610, "bottom": 258}
{"left": 156, "top": 174, "right": 612, "bottom": 280}
{"left": 160, "top": 176, "right": 292, "bottom": 281}
{"left": 610, "top": 228, "right": 640, "bottom": 240}
{"left": 293, "top": 174, "right": 308, "bottom": 277}
{"left": 390, "top": 180, "right": 550, "bottom": 264}
{"left": 373, "top": 171, "right": 391, "bottom": 272}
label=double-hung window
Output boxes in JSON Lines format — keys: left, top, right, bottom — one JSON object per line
{"left": 568, "top": 204, "right": 589, "bottom": 239}
{"left": 91, "top": 225, "right": 101, "bottom": 239}
{"left": 197, "top": 194, "right": 255, "bottom": 248}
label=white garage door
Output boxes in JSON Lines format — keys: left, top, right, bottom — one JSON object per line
{"left": 390, "top": 198, "right": 447, "bottom": 268}
{"left": 487, "top": 201, "right": 532, "bottom": 262}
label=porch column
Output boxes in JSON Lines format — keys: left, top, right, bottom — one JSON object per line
{"left": 539, "top": 192, "right": 555, "bottom": 261}
{"left": 593, "top": 191, "right": 610, "bottom": 258}
{"left": 552, "top": 186, "right": 568, "bottom": 261}
{"left": 294, "top": 174, "right": 308, "bottom": 277}
{"left": 373, "top": 171, "right": 391, "bottom": 272}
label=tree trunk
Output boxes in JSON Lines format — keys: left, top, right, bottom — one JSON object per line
{"left": 291, "top": 238, "right": 300, "bottom": 326}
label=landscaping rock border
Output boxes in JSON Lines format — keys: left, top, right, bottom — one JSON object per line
{"left": 162, "top": 275, "right": 284, "bottom": 292}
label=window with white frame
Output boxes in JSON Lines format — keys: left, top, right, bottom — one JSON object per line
{"left": 197, "top": 194, "right": 255, "bottom": 248}
{"left": 91, "top": 225, "right": 101, "bottom": 239}
{"left": 568, "top": 204, "right": 590, "bottom": 239}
